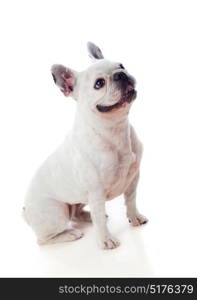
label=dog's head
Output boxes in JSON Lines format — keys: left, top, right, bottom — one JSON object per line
{"left": 51, "top": 42, "right": 137, "bottom": 117}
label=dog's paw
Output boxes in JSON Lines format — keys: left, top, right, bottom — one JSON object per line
{"left": 66, "top": 229, "right": 84, "bottom": 240}
{"left": 37, "top": 228, "right": 84, "bottom": 245}
{"left": 128, "top": 214, "right": 148, "bottom": 226}
{"left": 99, "top": 235, "right": 120, "bottom": 250}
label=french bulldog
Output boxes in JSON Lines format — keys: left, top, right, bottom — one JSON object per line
{"left": 23, "top": 42, "right": 148, "bottom": 249}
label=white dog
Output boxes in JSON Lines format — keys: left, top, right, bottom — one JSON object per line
{"left": 23, "top": 42, "right": 148, "bottom": 249}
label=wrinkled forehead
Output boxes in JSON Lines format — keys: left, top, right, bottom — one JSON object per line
{"left": 87, "top": 59, "right": 121, "bottom": 76}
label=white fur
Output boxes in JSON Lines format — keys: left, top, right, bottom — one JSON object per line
{"left": 23, "top": 44, "right": 148, "bottom": 249}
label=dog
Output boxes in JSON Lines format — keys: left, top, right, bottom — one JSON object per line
{"left": 23, "top": 42, "right": 148, "bottom": 249}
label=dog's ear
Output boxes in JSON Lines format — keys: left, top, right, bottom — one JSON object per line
{"left": 51, "top": 64, "right": 78, "bottom": 98}
{"left": 87, "top": 42, "right": 104, "bottom": 61}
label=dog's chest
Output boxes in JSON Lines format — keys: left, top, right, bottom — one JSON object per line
{"left": 97, "top": 146, "right": 134, "bottom": 199}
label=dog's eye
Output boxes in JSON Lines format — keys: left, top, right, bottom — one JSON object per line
{"left": 119, "top": 64, "right": 125, "bottom": 69}
{"left": 94, "top": 78, "right": 105, "bottom": 89}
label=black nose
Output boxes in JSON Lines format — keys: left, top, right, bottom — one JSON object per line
{"left": 113, "top": 71, "right": 128, "bottom": 81}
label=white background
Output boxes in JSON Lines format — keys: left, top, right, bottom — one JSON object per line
{"left": 0, "top": 0, "right": 197, "bottom": 277}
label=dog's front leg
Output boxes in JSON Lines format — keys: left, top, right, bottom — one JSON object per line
{"left": 124, "top": 171, "right": 148, "bottom": 226}
{"left": 88, "top": 191, "right": 120, "bottom": 249}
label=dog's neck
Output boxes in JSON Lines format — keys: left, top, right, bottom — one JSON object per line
{"left": 73, "top": 106, "right": 131, "bottom": 149}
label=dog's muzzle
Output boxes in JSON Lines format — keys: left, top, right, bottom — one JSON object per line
{"left": 96, "top": 85, "right": 137, "bottom": 113}
{"left": 97, "top": 71, "right": 137, "bottom": 113}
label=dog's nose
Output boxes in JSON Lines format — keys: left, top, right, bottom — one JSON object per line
{"left": 113, "top": 71, "right": 128, "bottom": 81}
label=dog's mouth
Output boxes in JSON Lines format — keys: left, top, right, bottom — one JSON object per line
{"left": 96, "top": 89, "right": 137, "bottom": 113}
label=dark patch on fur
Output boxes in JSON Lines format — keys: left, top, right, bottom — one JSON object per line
{"left": 52, "top": 73, "right": 56, "bottom": 83}
{"left": 113, "top": 72, "right": 128, "bottom": 81}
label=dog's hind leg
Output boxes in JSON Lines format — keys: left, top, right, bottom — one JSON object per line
{"left": 38, "top": 228, "right": 83, "bottom": 245}
{"left": 24, "top": 197, "right": 83, "bottom": 245}
{"left": 69, "top": 204, "right": 92, "bottom": 222}
{"left": 69, "top": 204, "right": 109, "bottom": 223}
